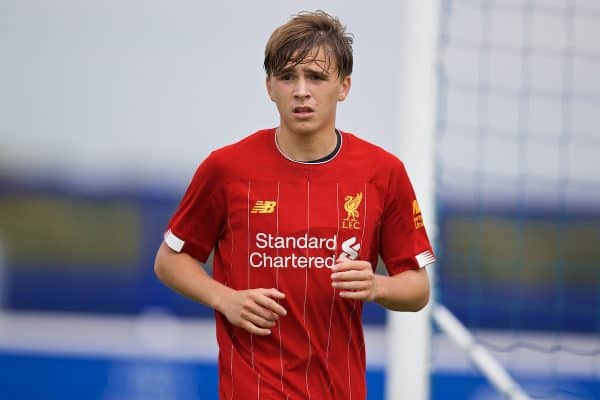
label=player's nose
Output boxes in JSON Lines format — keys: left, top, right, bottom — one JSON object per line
{"left": 293, "top": 77, "right": 310, "bottom": 98}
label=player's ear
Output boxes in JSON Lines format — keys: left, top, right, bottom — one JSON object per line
{"left": 266, "top": 75, "right": 275, "bottom": 101}
{"left": 338, "top": 75, "right": 351, "bottom": 102}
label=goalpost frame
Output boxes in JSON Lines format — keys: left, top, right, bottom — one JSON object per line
{"left": 386, "top": 2, "right": 440, "bottom": 400}
{"left": 387, "top": 3, "right": 533, "bottom": 400}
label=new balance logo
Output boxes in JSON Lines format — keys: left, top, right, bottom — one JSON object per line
{"left": 251, "top": 200, "right": 277, "bottom": 214}
{"left": 339, "top": 237, "right": 361, "bottom": 261}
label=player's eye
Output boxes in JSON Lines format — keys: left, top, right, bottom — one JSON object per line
{"left": 278, "top": 73, "right": 294, "bottom": 81}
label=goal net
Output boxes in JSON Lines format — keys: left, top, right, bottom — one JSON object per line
{"left": 434, "top": 0, "right": 600, "bottom": 398}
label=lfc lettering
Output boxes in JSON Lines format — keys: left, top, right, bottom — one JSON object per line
{"left": 342, "top": 220, "right": 360, "bottom": 230}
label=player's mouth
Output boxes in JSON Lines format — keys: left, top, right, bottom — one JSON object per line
{"left": 293, "top": 106, "right": 315, "bottom": 119}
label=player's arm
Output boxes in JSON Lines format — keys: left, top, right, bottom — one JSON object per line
{"left": 331, "top": 259, "right": 429, "bottom": 311}
{"left": 154, "top": 242, "right": 287, "bottom": 335}
{"left": 371, "top": 267, "right": 429, "bottom": 311}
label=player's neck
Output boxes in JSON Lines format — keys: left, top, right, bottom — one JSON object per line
{"left": 275, "top": 125, "right": 338, "bottom": 162}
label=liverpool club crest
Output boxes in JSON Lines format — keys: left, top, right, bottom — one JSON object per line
{"left": 343, "top": 192, "right": 362, "bottom": 230}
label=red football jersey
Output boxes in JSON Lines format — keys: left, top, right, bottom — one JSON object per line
{"left": 165, "top": 128, "right": 435, "bottom": 399}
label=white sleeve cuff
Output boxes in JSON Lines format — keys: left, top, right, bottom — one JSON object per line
{"left": 415, "top": 250, "right": 436, "bottom": 268}
{"left": 164, "top": 229, "right": 185, "bottom": 252}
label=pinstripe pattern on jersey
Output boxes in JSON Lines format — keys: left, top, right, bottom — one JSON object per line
{"left": 325, "top": 182, "right": 340, "bottom": 392}
{"left": 247, "top": 181, "right": 255, "bottom": 373}
{"left": 275, "top": 181, "right": 286, "bottom": 395}
{"left": 227, "top": 214, "right": 236, "bottom": 400}
{"left": 346, "top": 182, "right": 367, "bottom": 400}
{"left": 303, "top": 179, "right": 312, "bottom": 400}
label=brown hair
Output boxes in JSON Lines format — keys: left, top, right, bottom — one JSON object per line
{"left": 264, "top": 10, "right": 353, "bottom": 79}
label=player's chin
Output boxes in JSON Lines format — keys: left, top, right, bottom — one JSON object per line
{"left": 286, "top": 118, "right": 320, "bottom": 134}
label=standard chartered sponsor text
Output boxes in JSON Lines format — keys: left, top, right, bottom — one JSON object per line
{"left": 251, "top": 233, "right": 337, "bottom": 269}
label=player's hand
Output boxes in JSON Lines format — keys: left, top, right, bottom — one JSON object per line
{"left": 216, "top": 288, "right": 287, "bottom": 336}
{"left": 331, "top": 259, "right": 377, "bottom": 301}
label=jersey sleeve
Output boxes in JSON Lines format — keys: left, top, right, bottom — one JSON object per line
{"left": 164, "top": 151, "right": 226, "bottom": 263}
{"left": 379, "top": 159, "right": 436, "bottom": 275}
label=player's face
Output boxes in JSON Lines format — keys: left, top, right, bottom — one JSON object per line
{"left": 266, "top": 47, "right": 351, "bottom": 137}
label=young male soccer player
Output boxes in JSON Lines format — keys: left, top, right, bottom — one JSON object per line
{"left": 154, "top": 10, "right": 435, "bottom": 400}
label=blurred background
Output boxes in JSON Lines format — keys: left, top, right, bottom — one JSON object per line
{"left": 0, "top": 1, "right": 598, "bottom": 399}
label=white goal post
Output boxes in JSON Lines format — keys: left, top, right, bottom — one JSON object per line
{"left": 387, "top": 2, "right": 440, "bottom": 399}
{"left": 387, "top": 3, "right": 531, "bottom": 400}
